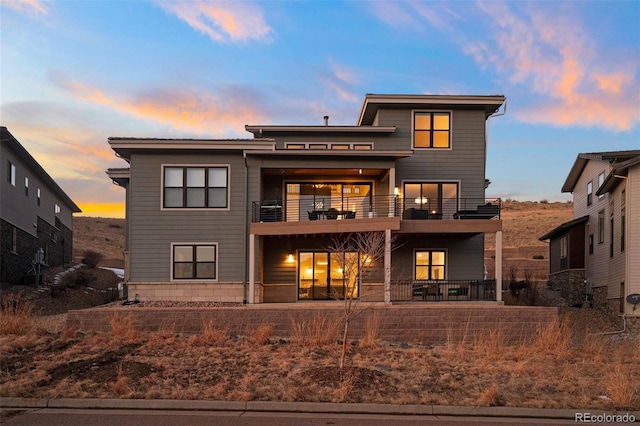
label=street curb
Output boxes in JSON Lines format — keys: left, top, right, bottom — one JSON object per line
{"left": 1, "top": 398, "right": 639, "bottom": 421}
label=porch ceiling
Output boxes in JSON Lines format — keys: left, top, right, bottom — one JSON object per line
{"left": 262, "top": 168, "right": 385, "bottom": 177}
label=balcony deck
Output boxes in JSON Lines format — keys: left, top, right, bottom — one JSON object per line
{"left": 250, "top": 196, "right": 501, "bottom": 235}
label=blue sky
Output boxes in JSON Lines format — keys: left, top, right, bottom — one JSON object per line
{"left": 1, "top": 0, "right": 638, "bottom": 217}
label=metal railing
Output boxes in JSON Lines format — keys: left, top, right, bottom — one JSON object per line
{"left": 391, "top": 279, "right": 497, "bottom": 302}
{"left": 251, "top": 196, "right": 500, "bottom": 223}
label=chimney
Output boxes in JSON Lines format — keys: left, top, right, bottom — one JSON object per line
{"left": 323, "top": 115, "right": 329, "bottom": 126}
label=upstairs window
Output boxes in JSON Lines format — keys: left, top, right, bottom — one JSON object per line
{"left": 163, "top": 166, "right": 229, "bottom": 209}
{"left": 413, "top": 112, "right": 450, "bottom": 149}
{"left": 598, "top": 172, "right": 605, "bottom": 199}
{"left": 598, "top": 210, "right": 605, "bottom": 244}
{"left": 587, "top": 181, "right": 593, "bottom": 206}
{"left": 37, "top": 188, "right": 41, "bottom": 206}
{"left": 7, "top": 161, "right": 16, "bottom": 186}
{"left": 25, "top": 177, "right": 29, "bottom": 196}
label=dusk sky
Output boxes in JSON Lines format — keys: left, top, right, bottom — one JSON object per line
{"left": 1, "top": 0, "right": 638, "bottom": 218}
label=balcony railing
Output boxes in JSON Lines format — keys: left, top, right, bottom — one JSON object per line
{"left": 251, "top": 197, "right": 500, "bottom": 223}
{"left": 391, "top": 279, "right": 497, "bottom": 302}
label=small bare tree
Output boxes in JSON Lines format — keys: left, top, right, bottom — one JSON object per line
{"left": 327, "top": 231, "right": 393, "bottom": 369}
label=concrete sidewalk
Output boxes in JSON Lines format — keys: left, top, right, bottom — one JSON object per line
{"left": 2, "top": 398, "right": 638, "bottom": 421}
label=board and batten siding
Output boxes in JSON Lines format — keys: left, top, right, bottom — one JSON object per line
{"left": 128, "top": 152, "right": 248, "bottom": 283}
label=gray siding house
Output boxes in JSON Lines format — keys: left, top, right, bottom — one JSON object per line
{"left": 1, "top": 127, "right": 81, "bottom": 287}
{"left": 541, "top": 151, "right": 640, "bottom": 318}
{"left": 107, "top": 94, "right": 506, "bottom": 304}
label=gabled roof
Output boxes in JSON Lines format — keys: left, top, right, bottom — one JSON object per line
{"left": 539, "top": 215, "right": 589, "bottom": 241}
{"left": 561, "top": 150, "right": 640, "bottom": 193}
{"left": 1, "top": 127, "right": 81, "bottom": 213}
{"left": 358, "top": 94, "right": 506, "bottom": 125}
{"left": 597, "top": 154, "right": 640, "bottom": 195}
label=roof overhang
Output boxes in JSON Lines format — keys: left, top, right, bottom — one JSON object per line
{"left": 244, "top": 149, "right": 413, "bottom": 159}
{"left": 562, "top": 150, "right": 640, "bottom": 193}
{"left": 358, "top": 94, "right": 506, "bottom": 125}
{"left": 106, "top": 168, "right": 130, "bottom": 187}
{"left": 596, "top": 155, "right": 640, "bottom": 195}
{"left": 1, "top": 127, "right": 81, "bottom": 213}
{"left": 244, "top": 125, "right": 396, "bottom": 137}
{"left": 108, "top": 137, "right": 276, "bottom": 160}
{"left": 539, "top": 215, "right": 589, "bottom": 241}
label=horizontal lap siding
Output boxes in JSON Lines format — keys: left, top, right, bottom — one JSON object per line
{"left": 129, "top": 153, "right": 247, "bottom": 283}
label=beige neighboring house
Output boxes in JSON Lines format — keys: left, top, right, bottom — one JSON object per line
{"left": 541, "top": 150, "right": 639, "bottom": 319}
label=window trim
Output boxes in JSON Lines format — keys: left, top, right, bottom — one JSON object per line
{"left": 412, "top": 110, "right": 452, "bottom": 150}
{"left": 8, "top": 161, "right": 16, "bottom": 186}
{"left": 587, "top": 181, "right": 593, "bottom": 206}
{"left": 414, "top": 249, "right": 447, "bottom": 281}
{"left": 161, "top": 164, "right": 230, "bottom": 211}
{"left": 170, "top": 242, "right": 218, "bottom": 282}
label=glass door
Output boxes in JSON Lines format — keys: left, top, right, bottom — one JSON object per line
{"left": 298, "top": 252, "right": 329, "bottom": 300}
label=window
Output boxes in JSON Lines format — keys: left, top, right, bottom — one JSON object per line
{"left": 413, "top": 112, "right": 450, "bottom": 149}
{"left": 286, "top": 144, "right": 305, "bottom": 150}
{"left": 298, "top": 251, "right": 360, "bottom": 300}
{"left": 37, "top": 188, "right": 41, "bottom": 206}
{"left": 353, "top": 144, "right": 372, "bottom": 150}
{"left": 560, "top": 235, "right": 568, "bottom": 269}
{"left": 610, "top": 218, "right": 614, "bottom": 258}
{"left": 598, "top": 210, "right": 605, "bottom": 244}
{"left": 172, "top": 244, "right": 217, "bottom": 280}
{"left": 415, "top": 250, "right": 446, "bottom": 280}
{"left": 621, "top": 207, "right": 625, "bottom": 252}
{"left": 163, "top": 166, "right": 228, "bottom": 209}
{"left": 24, "top": 176, "right": 29, "bottom": 196}
{"left": 587, "top": 181, "right": 593, "bottom": 206}
{"left": 7, "top": 161, "right": 16, "bottom": 186}
{"left": 403, "top": 182, "right": 458, "bottom": 218}
{"left": 588, "top": 234, "right": 594, "bottom": 254}
{"left": 598, "top": 172, "right": 605, "bottom": 199}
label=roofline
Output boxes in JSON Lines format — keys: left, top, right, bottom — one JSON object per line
{"left": 357, "top": 94, "right": 506, "bottom": 125}
{"left": 596, "top": 155, "right": 640, "bottom": 195}
{"left": 108, "top": 138, "right": 277, "bottom": 160}
{"left": 539, "top": 215, "right": 589, "bottom": 241}
{"left": 244, "top": 125, "right": 396, "bottom": 137}
{"left": 1, "top": 127, "right": 81, "bottom": 213}
{"left": 244, "top": 150, "right": 413, "bottom": 158}
{"left": 562, "top": 150, "right": 640, "bottom": 193}
{"left": 106, "top": 168, "right": 130, "bottom": 187}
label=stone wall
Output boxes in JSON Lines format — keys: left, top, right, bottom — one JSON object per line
{"left": 66, "top": 304, "right": 558, "bottom": 346}
{"left": 547, "top": 269, "right": 586, "bottom": 307}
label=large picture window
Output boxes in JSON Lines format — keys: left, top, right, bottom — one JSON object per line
{"left": 413, "top": 112, "right": 450, "bottom": 149}
{"left": 415, "top": 250, "right": 446, "bottom": 280}
{"left": 403, "top": 182, "right": 458, "bottom": 219}
{"left": 172, "top": 244, "right": 217, "bottom": 280}
{"left": 163, "top": 166, "right": 228, "bottom": 208}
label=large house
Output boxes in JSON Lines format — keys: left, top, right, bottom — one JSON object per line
{"left": 107, "top": 94, "right": 506, "bottom": 304}
{"left": 1, "top": 127, "right": 81, "bottom": 287}
{"left": 540, "top": 151, "right": 639, "bottom": 317}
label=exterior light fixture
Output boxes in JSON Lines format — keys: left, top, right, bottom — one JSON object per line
{"left": 414, "top": 197, "right": 428, "bottom": 205}
{"left": 287, "top": 253, "right": 294, "bottom": 263}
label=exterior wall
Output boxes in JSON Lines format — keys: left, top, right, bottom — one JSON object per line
{"left": 127, "top": 282, "right": 256, "bottom": 303}
{"left": 623, "top": 164, "right": 639, "bottom": 316}
{"left": 127, "top": 152, "right": 249, "bottom": 302}
{"left": 574, "top": 159, "right": 611, "bottom": 292}
{"left": 548, "top": 223, "right": 586, "bottom": 274}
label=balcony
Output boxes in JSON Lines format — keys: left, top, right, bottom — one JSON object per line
{"left": 250, "top": 196, "right": 501, "bottom": 235}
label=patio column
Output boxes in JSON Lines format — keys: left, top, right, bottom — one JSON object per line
{"left": 388, "top": 167, "right": 396, "bottom": 217}
{"left": 495, "top": 230, "right": 502, "bottom": 302}
{"left": 384, "top": 229, "right": 392, "bottom": 303}
{"left": 248, "top": 233, "right": 256, "bottom": 304}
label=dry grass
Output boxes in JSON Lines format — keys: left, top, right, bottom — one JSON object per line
{"left": 360, "top": 310, "right": 381, "bottom": 348}
{"left": 2, "top": 306, "right": 638, "bottom": 410}
{"left": 0, "top": 294, "right": 35, "bottom": 335}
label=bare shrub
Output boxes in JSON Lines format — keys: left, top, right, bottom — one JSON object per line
{"left": 247, "top": 324, "right": 273, "bottom": 345}
{"left": 58, "top": 268, "right": 93, "bottom": 290}
{"left": 360, "top": 310, "right": 381, "bottom": 348}
{"left": 109, "top": 312, "right": 136, "bottom": 342}
{"left": 202, "top": 319, "right": 229, "bottom": 345}
{"left": 81, "top": 250, "right": 105, "bottom": 268}
{"left": 0, "top": 293, "right": 35, "bottom": 335}
{"left": 111, "top": 363, "right": 132, "bottom": 396}
{"left": 531, "top": 318, "right": 571, "bottom": 356}
{"left": 289, "top": 314, "right": 340, "bottom": 347}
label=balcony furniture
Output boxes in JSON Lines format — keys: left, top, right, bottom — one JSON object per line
{"left": 308, "top": 211, "right": 319, "bottom": 221}
{"left": 310, "top": 210, "right": 356, "bottom": 220}
{"left": 406, "top": 208, "right": 442, "bottom": 220}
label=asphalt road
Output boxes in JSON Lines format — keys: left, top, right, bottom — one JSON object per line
{"left": 1, "top": 408, "right": 584, "bottom": 426}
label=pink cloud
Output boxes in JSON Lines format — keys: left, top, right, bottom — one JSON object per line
{"left": 467, "top": 2, "right": 638, "bottom": 131}
{"left": 1, "top": 0, "right": 48, "bottom": 16}
{"left": 49, "top": 72, "right": 267, "bottom": 135}
{"left": 156, "top": 1, "right": 272, "bottom": 42}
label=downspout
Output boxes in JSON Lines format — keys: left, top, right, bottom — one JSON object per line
{"left": 243, "top": 151, "right": 249, "bottom": 304}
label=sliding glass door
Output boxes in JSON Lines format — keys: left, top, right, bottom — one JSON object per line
{"left": 298, "top": 251, "right": 359, "bottom": 300}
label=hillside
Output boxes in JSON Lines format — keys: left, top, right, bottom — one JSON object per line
{"left": 73, "top": 200, "right": 574, "bottom": 283}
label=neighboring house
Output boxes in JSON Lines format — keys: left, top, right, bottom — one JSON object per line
{"left": 540, "top": 150, "right": 639, "bottom": 317}
{"left": 107, "top": 94, "right": 506, "bottom": 304}
{"left": 1, "top": 127, "right": 81, "bottom": 287}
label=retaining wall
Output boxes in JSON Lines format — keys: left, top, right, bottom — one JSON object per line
{"left": 66, "top": 304, "right": 558, "bottom": 346}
